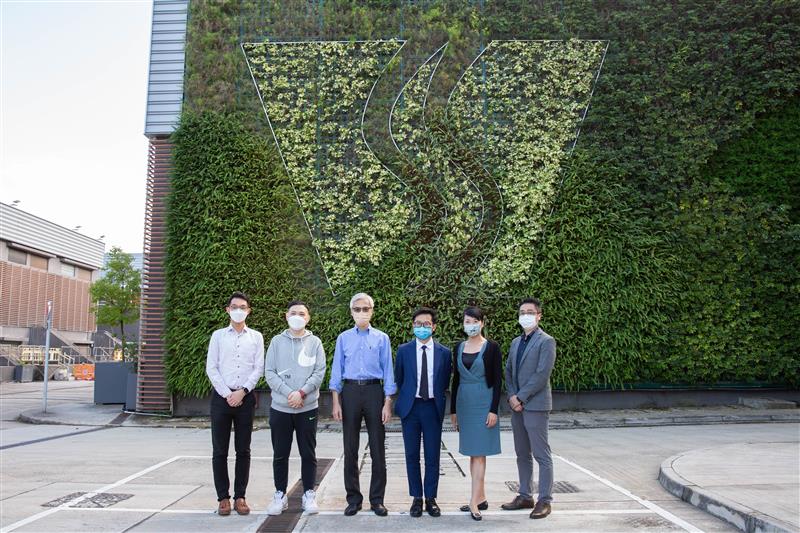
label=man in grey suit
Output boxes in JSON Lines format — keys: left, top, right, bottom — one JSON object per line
{"left": 501, "top": 297, "right": 556, "bottom": 519}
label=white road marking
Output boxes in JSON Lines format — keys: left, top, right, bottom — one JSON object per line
{"left": 1, "top": 453, "right": 702, "bottom": 532}
{"left": 174, "top": 455, "right": 339, "bottom": 460}
{"left": 554, "top": 454, "right": 702, "bottom": 533}
{"left": 0, "top": 455, "right": 183, "bottom": 533}
{"left": 312, "top": 509, "right": 656, "bottom": 516}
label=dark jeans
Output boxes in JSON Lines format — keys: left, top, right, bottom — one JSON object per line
{"left": 210, "top": 391, "right": 255, "bottom": 501}
{"left": 269, "top": 407, "right": 319, "bottom": 493}
{"left": 341, "top": 382, "right": 386, "bottom": 505}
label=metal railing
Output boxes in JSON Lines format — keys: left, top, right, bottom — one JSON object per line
{"left": 0, "top": 344, "right": 21, "bottom": 366}
{"left": 17, "top": 346, "right": 75, "bottom": 366}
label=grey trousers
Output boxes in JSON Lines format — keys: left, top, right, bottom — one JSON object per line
{"left": 511, "top": 410, "right": 553, "bottom": 503}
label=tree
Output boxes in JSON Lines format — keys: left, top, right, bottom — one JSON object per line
{"left": 91, "top": 247, "right": 141, "bottom": 359}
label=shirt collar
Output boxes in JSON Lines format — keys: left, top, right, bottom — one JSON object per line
{"left": 353, "top": 325, "right": 372, "bottom": 335}
{"left": 227, "top": 324, "right": 250, "bottom": 334}
{"left": 416, "top": 338, "right": 434, "bottom": 350}
{"left": 522, "top": 327, "right": 539, "bottom": 342}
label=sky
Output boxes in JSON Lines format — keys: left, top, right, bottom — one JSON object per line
{"left": 1, "top": 0, "right": 153, "bottom": 253}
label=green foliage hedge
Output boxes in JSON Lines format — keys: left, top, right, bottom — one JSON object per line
{"left": 703, "top": 96, "right": 800, "bottom": 221}
{"left": 164, "top": 0, "right": 800, "bottom": 397}
{"left": 164, "top": 112, "right": 326, "bottom": 398}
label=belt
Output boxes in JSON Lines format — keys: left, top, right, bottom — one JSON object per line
{"left": 343, "top": 378, "right": 381, "bottom": 385}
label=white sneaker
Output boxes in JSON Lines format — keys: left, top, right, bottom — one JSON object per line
{"left": 267, "top": 491, "right": 288, "bottom": 515}
{"left": 302, "top": 489, "right": 319, "bottom": 514}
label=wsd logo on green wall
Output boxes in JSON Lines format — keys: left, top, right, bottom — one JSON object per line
{"left": 243, "top": 39, "right": 607, "bottom": 293}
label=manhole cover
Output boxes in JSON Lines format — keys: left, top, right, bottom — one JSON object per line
{"left": 42, "top": 492, "right": 133, "bottom": 508}
{"left": 626, "top": 516, "right": 678, "bottom": 529}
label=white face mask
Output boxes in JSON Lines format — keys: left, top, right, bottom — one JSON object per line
{"left": 229, "top": 309, "right": 248, "bottom": 324}
{"left": 519, "top": 314, "right": 538, "bottom": 330}
{"left": 287, "top": 315, "right": 307, "bottom": 331}
{"left": 353, "top": 313, "right": 370, "bottom": 327}
{"left": 463, "top": 323, "right": 481, "bottom": 337}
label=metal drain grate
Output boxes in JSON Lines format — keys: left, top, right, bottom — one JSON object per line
{"left": 504, "top": 481, "right": 580, "bottom": 493}
{"left": 552, "top": 481, "right": 580, "bottom": 493}
{"left": 42, "top": 492, "right": 133, "bottom": 508}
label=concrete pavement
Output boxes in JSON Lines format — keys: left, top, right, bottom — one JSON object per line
{"left": 1, "top": 381, "right": 798, "bottom": 532}
{"left": 660, "top": 442, "right": 799, "bottom": 533}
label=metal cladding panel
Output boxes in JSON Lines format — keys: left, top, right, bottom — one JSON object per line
{"left": 0, "top": 261, "right": 94, "bottom": 332}
{"left": 0, "top": 203, "right": 104, "bottom": 268}
{"left": 144, "top": 0, "right": 188, "bottom": 136}
{"left": 137, "top": 137, "right": 173, "bottom": 412}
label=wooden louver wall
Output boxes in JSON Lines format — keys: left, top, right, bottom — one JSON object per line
{"left": 137, "top": 137, "right": 173, "bottom": 413}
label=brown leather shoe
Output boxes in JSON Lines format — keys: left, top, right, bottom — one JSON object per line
{"left": 234, "top": 497, "right": 250, "bottom": 515}
{"left": 218, "top": 498, "right": 231, "bottom": 516}
{"left": 501, "top": 495, "right": 534, "bottom": 510}
{"left": 530, "top": 500, "right": 551, "bottom": 519}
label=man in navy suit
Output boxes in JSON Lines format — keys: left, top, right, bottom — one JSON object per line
{"left": 394, "top": 307, "right": 452, "bottom": 517}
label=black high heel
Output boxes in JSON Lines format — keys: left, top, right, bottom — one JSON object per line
{"left": 470, "top": 509, "right": 482, "bottom": 521}
{"left": 459, "top": 500, "right": 488, "bottom": 512}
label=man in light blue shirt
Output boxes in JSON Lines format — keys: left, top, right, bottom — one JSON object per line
{"left": 330, "top": 292, "right": 396, "bottom": 517}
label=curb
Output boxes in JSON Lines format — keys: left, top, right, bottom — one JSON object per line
{"left": 18, "top": 408, "right": 800, "bottom": 431}
{"left": 658, "top": 452, "right": 798, "bottom": 533}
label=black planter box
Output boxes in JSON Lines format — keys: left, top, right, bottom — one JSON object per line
{"left": 94, "top": 362, "right": 135, "bottom": 404}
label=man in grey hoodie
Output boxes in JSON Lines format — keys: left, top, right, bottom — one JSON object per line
{"left": 264, "top": 300, "right": 326, "bottom": 516}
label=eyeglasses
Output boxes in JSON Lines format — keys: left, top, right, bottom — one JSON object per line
{"left": 229, "top": 305, "right": 249, "bottom": 311}
{"left": 351, "top": 306, "right": 373, "bottom": 313}
{"left": 519, "top": 310, "right": 539, "bottom": 316}
{"left": 413, "top": 321, "right": 433, "bottom": 328}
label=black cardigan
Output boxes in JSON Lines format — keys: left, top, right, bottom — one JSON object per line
{"left": 450, "top": 339, "right": 502, "bottom": 414}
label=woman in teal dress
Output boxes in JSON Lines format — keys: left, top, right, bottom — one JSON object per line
{"left": 450, "top": 306, "right": 502, "bottom": 521}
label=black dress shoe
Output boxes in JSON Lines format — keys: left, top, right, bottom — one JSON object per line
{"left": 501, "top": 495, "right": 534, "bottom": 510}
{"left": 425, "top": 498, "right": 441, "bottom": 517}
{"left": 409, "top": 498, "right": 423, "bottom": 517}
{"left": 344, "top": 502, "right": 361, "bottom": 516}
{"left": 459, "top": 500, "right": 488, "bottom": 512}
{"left": 530, "top": 501, "right": 552, "bottom": 519}
{"left": 370, "top": 503, "right": 388, "bottom": 516}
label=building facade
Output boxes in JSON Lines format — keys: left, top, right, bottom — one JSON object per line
{"left": 137, "top": 0, "right": 189, "bottom": 412}
{"left": 0, "top": 202, "right": 104, "bottom": 352}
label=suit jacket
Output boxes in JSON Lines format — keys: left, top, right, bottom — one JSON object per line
{"left": 505, "top": 328, "right": 557, "bottom": 411}
{"left": 394, "top": 339, "right": 452, "bottom": 421}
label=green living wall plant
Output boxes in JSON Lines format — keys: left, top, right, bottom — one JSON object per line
{"left": 447, "top": 39, "right": 606, "bottom": 288}
{"left": 164, "top": 112, "right": 326, "bottom": 397}
{"left": 243, "top": 40, "right": 416, "bottom": 289}
{"left": 703, "top": 96, "right": 800, "bottom": 222}
{"left": 164, "top": 0, "right": 800, "bottom": 396}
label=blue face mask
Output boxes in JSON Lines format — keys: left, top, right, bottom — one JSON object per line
{"left": 413, "top": 326, "right": 433, "bottom": 340}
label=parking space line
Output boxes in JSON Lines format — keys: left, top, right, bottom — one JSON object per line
{"left": 554, "top": 454, "right": 702, "bottom": 533}
{"left": 174, "top": 455, "right": 340, "bottom": 460}
{"left": 0, "top": 455, "right": 183, "bottom": 533}
{"left": 312, "top": 509, "right": 657, "bottom": 516}
{"left": 313, "top": 455, "right": 341, "bottom": 497}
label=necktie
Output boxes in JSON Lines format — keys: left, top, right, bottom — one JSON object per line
{"left": 419, "top": 345, "right": 430, "bottom": 400}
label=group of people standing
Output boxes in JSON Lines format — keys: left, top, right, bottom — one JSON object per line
{"left": 205, "top": 291, "right": 557, "bottom": 521}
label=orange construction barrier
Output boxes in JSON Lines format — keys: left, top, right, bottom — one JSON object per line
{"left": 73, "top": 364, "right": 95, "bottom": 381}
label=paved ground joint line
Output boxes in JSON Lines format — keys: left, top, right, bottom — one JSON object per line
{"left": 553, "top": 453, "right": 702, "bottom": 533}
{"left": 0, "top": 426, "right": 111, "bottom": 450}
